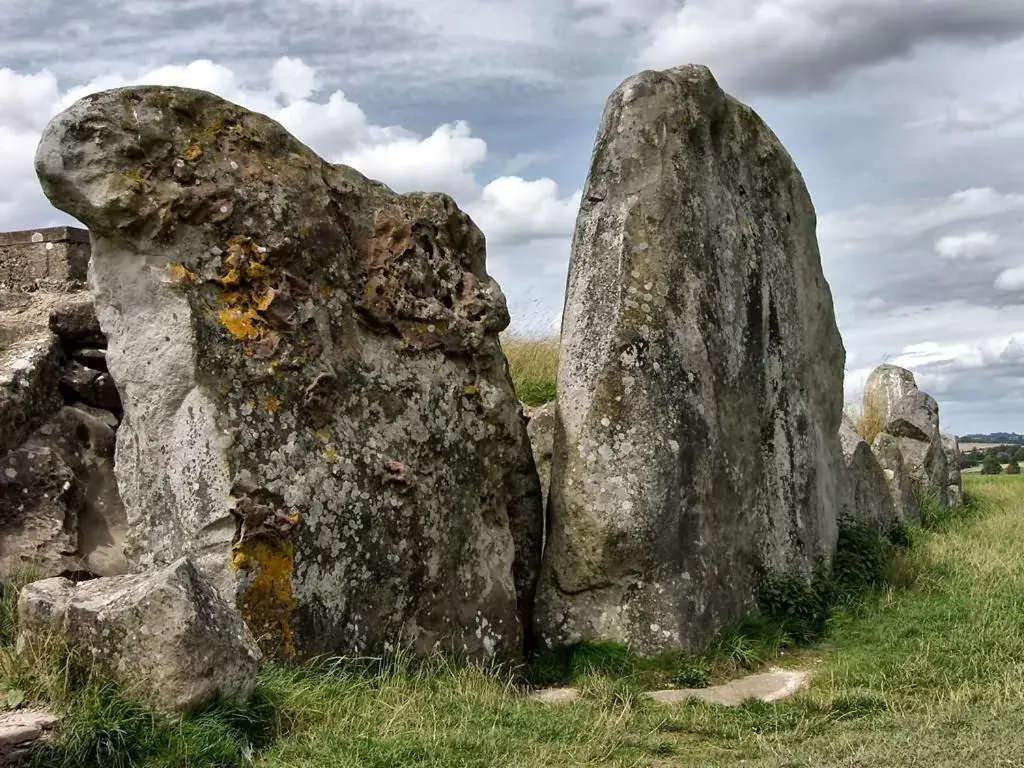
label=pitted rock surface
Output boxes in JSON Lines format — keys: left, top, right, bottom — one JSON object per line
{"left": 16, "top": 558, "right": 258, "bottom": 714}
{"left": 523, "top": 401, "right": 556, "bottom": 513}
{"left": 35, "top": 86, "right": 543, "bottom": 659}
{"left": 864, "top": 365, "right": 918, "bottom": 424}
{"left": 536, "top": 65, "right": 846, "bottom": 653}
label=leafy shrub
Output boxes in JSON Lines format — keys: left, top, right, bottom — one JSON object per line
{"left": 1006, "top": 460, "right": 1021, "bottom": 475}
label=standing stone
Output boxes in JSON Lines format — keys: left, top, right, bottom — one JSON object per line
{"left": 866, "top": 365, "right": 950, "bottom": 510}
{"left": 872, "top": 433, "right": 921, "bottom": 523}
{"left": 864, "top": 365, "right": 918, "bottom": 424}
{"left": 942, "top": 435, "right": 964, "bottom": 508}
{"left": 35, "top": 86, "right": 543, "bottom": 660}
{"left": 536, "top": 65, "right": 846, "bottom": 653}
{"left": 16, "top": 558, "right": 259, "bottom": 714}
{"left": 838, "top": 414, "right": 899, "bottom": 533}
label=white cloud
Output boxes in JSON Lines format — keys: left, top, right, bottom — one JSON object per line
{"left": 935, "top": 231, "right": 999, "bottom": 260}
{"left": 0, "top": 56, "right": 577, "bottom": 302}
{"left": 466, "top": 176, "right": 581, "bottom": 246}
{"left": 996, "top": 266, "right": 1024, "bottom": 292}
{"left": 270, "top": 57, "right": 320, "bottom": 102}
{"left": 639, "top": 0, "right": 1024, "bottom": 95}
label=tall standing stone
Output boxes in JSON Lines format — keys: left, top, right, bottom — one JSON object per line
{"left": 536, "top": 65, "right": 846, "bottom": 653}
{"left": 35, "top": 86, "right": 543, "bottom": 660}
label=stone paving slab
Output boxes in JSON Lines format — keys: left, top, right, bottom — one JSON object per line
{"left": 0, "top": 709, "right": 58, "bottom": 766}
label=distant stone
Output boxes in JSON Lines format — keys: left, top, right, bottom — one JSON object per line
{"left": 872, "top": 433, "right": 921, "bottom": 523}
{"left": 536, "top": 65, "right": 846, "bottom": 653}
{"left": 646, "top": 668, "right": 809, "bottom": 706}
{"left": 942, "top": 435, "right": 964, "bottom": 508}
{"left": 523, "top": 402, "right": 556, "bottom": 512}
{"left": 885, "top": 389, "right": 940, "bottom": 444}
{"left": 864, "top": 365, "right": 918, "bottom": 423}
{"left": 838, "top": 414, "right": 899, "bottom": 532}
{"left": 16, "top": 558, "right": 259, "bottom": 714}
{"left": 36, "top": 85, "right": 543, "bottom": 660}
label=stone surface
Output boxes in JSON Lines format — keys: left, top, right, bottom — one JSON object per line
{"left": 16, "top": 558, "right": 259, "bottom": 714}
{"left": 885, "top": 389, "right": 940, "bottom": 443}
{"left": 536, "top": 65, "right": 846, "bottom": 653}
{"left": 36, "top": 85, "right": 543, "bottom": 660}
{"left": 646, "top": 669, "right": 809, "bottom": 706}
{"left": 0, "top": 709, "right": 58, "bottom": 766}
{"left": 0, "top": 329, "right": 63, "bottom": 456}
{"left": 864, "top": 365, "right": 918, "bottom": 424}
{"left": 48, "top": 296, "right": 104, "bottom": 347}
{"left": 531, "top": 668, "right": 809, "bottom": 708}
{"left": 523, "top": 401, "right": 556, "bottom": 513}
{"left": 838, "top": 414, "right": 899, "bottom": 532}
{"left": 872, "top": 433, "right": 921, "bottom": 523}
{"left": 0, "top": 227, "right": 89, "bottom": 291}
{"left": 0, "top": 407, "right": 127, "bottom": 580}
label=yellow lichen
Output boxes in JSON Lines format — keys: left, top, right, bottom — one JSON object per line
{"left": 232, "top": 538, "right": 298, "bottom": 660}
{"left": 185, "top": 144, "right": 203, "bottom": 160}
{"left": 209, "top": 235, "right": 287, "bottom": 351}
{"left": 216, "top": 307, "right": 262, "bottom": 340}
{"left": 265, "top": 396, "right": 281, "bottom": 414}
{"left": 324, "top": 446, "right": 339, "bottom": 463}
{"left": 315, "top": 429, "right": 331, "bottom": 441}
{"left": 167, "top": 263, "right": 198, "bottom": 283}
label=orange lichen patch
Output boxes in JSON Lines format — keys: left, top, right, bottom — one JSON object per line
{"left": 167, "top": 262, "right": 199, "bottom": 283}
{"left": 210, "top": 235, "right": 288, "bottom": 352}
{"left": 185, "top": 144, "right": 203, "bottom": 160}
{"left": 216, "top": 307, "right": 262, "bottom": 340}
{"left": 232, "top": 538, "right": 297, "bottom": 660}
{"left": 265, "top": 395, "right": 281, "bottom": 414}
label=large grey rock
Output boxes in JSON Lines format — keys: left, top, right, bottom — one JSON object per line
{"left": 536, "top": 65, "right": 846, "bottom": 653}
{"left": 838, "top": 414, "right": 899, "bottom": 532}
{"left": 0, "top": 407, "right": 127, "bottom": 580}
{"left": 872, "top": 433, "right": 921, "bottom": 523}
{"left": 0, "top": 330, "right": 62, "bottom": 456}
{"left": 864, "top": 365, "right": 918, "bottom": 424}
{"left": 885, "top": 389, "right": 940, "bottom": 443}
{"left": 36, "top": 85, "right": 543, "bottom": 660}
{"left": 16, "top": 558, "right": 258, "bottom": 714}
{"left": 524, "top": 401, "right": 556, "bottom": 513}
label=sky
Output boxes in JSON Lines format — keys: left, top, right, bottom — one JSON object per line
{"left": 2, "top": 0, "right": 1023, "bottom": 434}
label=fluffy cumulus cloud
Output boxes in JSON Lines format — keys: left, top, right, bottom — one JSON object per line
{"left": 639, "top": 0, "right": 1024, "bottom": 95}
{"left": 935, "top": 231, "right": 999, "bottom": 260}
{"left": 0, "top": 57, "right": 580, "bottom": 301}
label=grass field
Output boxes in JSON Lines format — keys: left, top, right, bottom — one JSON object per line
{"left": 3, "top": 475, "right": 1023, "bottom": 767}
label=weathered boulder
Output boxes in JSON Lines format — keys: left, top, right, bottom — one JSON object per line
{"left": 864, "top": 365, "right": 918, "bottom": 423}
{"left": 536, "top": 65, "right": 846, "bottom": 653}
{"left": 35, "top": 85, "right": 543, "bottom": 660}
{"left": 16, "top": 558, "right": 259, "bottom": 714}
{"left": 865, "top": 366, "right": 950, "bottom": 510}
{"left": 523, "top": 401, "right": 556, "bottom": 513}
{"left": 942, "top": 434, "right": 964, "bottom": 508}
{"left": 872, "top": 433, "right": 921, "bottom": 523}
{"left": 0, "top": 331, "right": 62, "bottom": 456}
{"left": 48, "top": 296, "right": 104, "bottom": 348}
{"left": 838, "top": 414, "right": 899, "bottom": 532}
{"left": 0, "top": 407, "right": 127, "bottom": 580}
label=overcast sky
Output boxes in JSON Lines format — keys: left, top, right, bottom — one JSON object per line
{"left": 2, "top": 0, "right": 1023, "bottom": 434}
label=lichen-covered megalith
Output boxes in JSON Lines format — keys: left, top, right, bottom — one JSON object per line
{"left": 35, "top": 86, "right": 543, "bottom": 660}
{"left": 536, "top": 65, "right": 847, "bottom": 654}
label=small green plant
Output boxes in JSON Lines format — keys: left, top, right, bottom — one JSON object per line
{"left": 981, "top": 454, "right": 1003, "bottom": 475}
{"left": 1006, "top": 459, "right": 1021, "bottom": 475}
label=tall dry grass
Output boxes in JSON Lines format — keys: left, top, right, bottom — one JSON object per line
{"left": 852, "top": 389, "right": 886, "bottom": 445}
{"left": 501, "top": 335, "right": 559, "bottom": 406}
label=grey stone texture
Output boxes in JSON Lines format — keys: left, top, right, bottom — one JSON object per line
{"left": 536, "top": 65, "right": 846, "bottom": 654}
{"left": 35, "top": 85, "right": 543, "bottom": 660}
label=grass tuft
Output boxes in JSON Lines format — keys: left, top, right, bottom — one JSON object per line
{"left": 852, "top": 389, "right": 887, "bottom": 445}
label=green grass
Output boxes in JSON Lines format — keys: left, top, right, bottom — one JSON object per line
{"left": 5, "top": 475, "right": 1024, "bottom": 766}
{"left": 501, "top": 335, "right": 558, "bottom": 406}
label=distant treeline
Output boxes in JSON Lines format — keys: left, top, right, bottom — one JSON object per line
{"left": 959, "top": 432, "right": 1024, "bottom": 445}
{"left": 961, "top": 443, "right": 1024, "bottom": 475}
